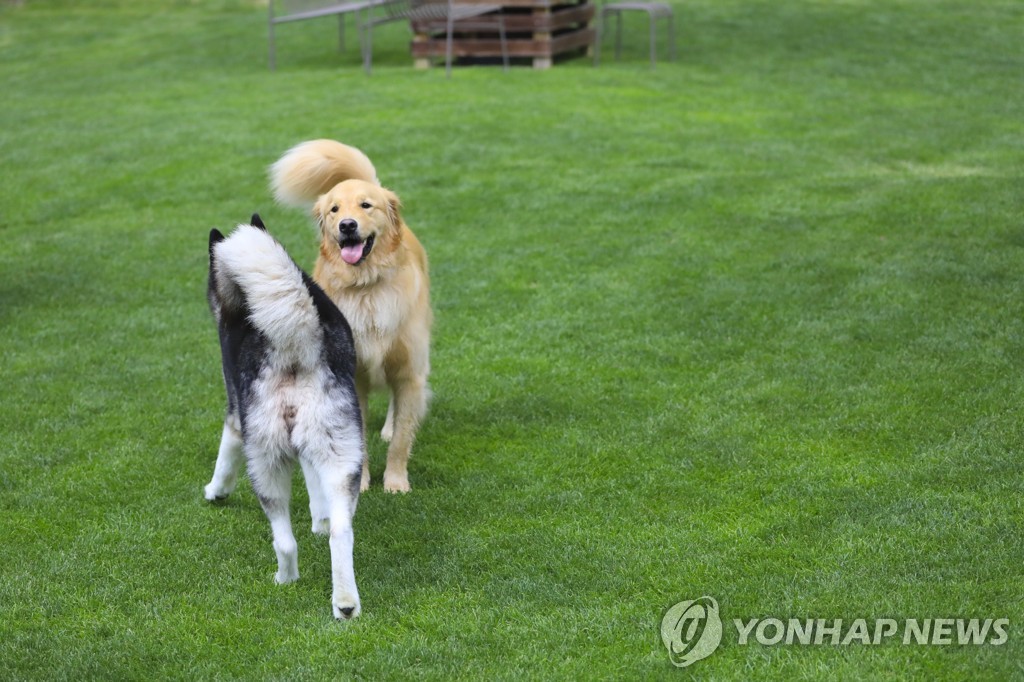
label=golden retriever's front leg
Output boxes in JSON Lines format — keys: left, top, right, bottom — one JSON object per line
{"left": 380, "top": 397, "right": 395, "bottom": 443}
{"left": 382, "top": 376, "right": 427, "bottom": 493}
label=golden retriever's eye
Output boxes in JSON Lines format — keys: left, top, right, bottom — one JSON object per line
{"left": 360, "top": 201, "right": 372, "bottom": 210}
{"left": 330, "top": 205, "right": 339, "bottom": 213}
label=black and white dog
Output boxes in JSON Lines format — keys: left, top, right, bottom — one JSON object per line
{"left": 204, "top": 215, "right": 365, "bottom": 619}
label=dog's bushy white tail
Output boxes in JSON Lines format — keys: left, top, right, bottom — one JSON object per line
{"left": 270, "top": 139, "right": 379, "bottom": 208}
{"left": 212, "top": 224, "right": 322, "bottom": 369}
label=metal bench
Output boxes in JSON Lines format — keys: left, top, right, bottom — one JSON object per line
{"left": 592, "top": 0, "right": 675, "bottom": 68}
{"left": 268, "top": 0, "right": 387, "bottom": 69}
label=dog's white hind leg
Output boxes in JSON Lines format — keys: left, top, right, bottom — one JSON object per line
{"left": 328, "top": 497, "right": 360, "bottom": 619}
{"left": 251, "top": 458, "right": 299, "bottom": 584}
{"left": 317, "top": 463, "right": 362, "bottom": 620}
{"left": 269, "top": 510, "right": 300, "bottom": 585}
{"left": 300, "top": 458, "right": 330, "bottom": 535}
{"left": 204, "top": 419, "right": 244, "bottom": 501}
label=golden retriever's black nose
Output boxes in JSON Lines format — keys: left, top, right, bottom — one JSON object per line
{"left": 339, "top": 219, "right": 358, "bottom": 235}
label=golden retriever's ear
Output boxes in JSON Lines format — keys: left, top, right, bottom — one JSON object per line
{"left": 311, "top": 196, "right": 327, "bottom": 232}
{"left": 383, "top": 188, "right": 403, "bottom": 228}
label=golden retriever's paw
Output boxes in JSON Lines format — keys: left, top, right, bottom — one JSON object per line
{"left": 382, "top": 469, "right": 411, "bottom": 494}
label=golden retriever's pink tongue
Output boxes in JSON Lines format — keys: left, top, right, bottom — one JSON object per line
{"left": 341, "top": 243, "right": 363, "bottom": 265}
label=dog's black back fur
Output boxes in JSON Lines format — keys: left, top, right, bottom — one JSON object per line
{"left": 207, "top": 216, "right": 359, "bottom": 436}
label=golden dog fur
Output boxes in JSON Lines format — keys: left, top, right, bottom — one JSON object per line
{"left": 271, "top": 140, "right": 431, "bottom": 493}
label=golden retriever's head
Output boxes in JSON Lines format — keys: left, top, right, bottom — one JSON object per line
{"left": 313, "top": 179, "right": 402, "bottom": 268}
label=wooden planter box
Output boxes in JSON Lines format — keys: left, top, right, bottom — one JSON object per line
{"left": 411, "top": 0, "right": 595, "bottom": 69}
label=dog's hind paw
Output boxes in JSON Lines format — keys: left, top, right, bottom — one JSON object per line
{"left": 333, "top": 596, "right": 361, "bottom": 620}
{"left": 203, "top": 482, "right": 233, "bottom": 501}
{"left": 275, "top": 569, "right": 299, "bottom": 585}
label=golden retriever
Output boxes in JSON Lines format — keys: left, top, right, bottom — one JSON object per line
{"left": 270, "top": 139, "right": 431, "bottom": 493}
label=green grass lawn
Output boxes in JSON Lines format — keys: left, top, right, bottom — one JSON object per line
{"left": 2, "top": 0, "right": 1023, "bottom": 678}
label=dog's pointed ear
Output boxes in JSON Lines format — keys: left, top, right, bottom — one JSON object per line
{"left": 209, "top": 228, "right": 225, "bottom": 256}
{"left": 250, "top": 213, "right": 267, "bottom": 230}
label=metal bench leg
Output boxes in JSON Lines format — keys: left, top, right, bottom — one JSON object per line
{"left": 445, "top": 13, "right": 455, "bottom": 78}
{"left": 668, "top": 13, "right": 676, "bottom": 61}
{"left": 649, "top": 11, "right": 656, "bottom": 68}
{"left": 363, "top": 19, "right": 373, "bottom": 74}
{"left": 498, "top": 16, "right": 510, "bottom": 72}
{"left": 338, "top": 14, "right": 346, "bottom": 52}
{"left": 614, "top": 10, "right": 622, "bottom": 60}
{"left": 269, "top": 22, "right": 277, "bottom": 70}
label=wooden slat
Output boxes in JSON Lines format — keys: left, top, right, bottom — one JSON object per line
{"left": 410, "top": 26, "right": 594, "bottom": 58}
{"left": 536, "top": 3, "right": 594, "bottom": 31}
{"left": 550, "top": 26, "right": 594, "bottom": 51}
{"left": 409, "top": 0, "right": 593, "bottom": 68}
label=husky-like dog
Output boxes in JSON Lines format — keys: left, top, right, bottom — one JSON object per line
{"left": 204, "top": 214, "right": 365, "bottom": 620}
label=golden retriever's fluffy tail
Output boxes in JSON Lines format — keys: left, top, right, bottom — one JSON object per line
{"left": 270, "top": 139, "right": 379, "bottom": 208}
